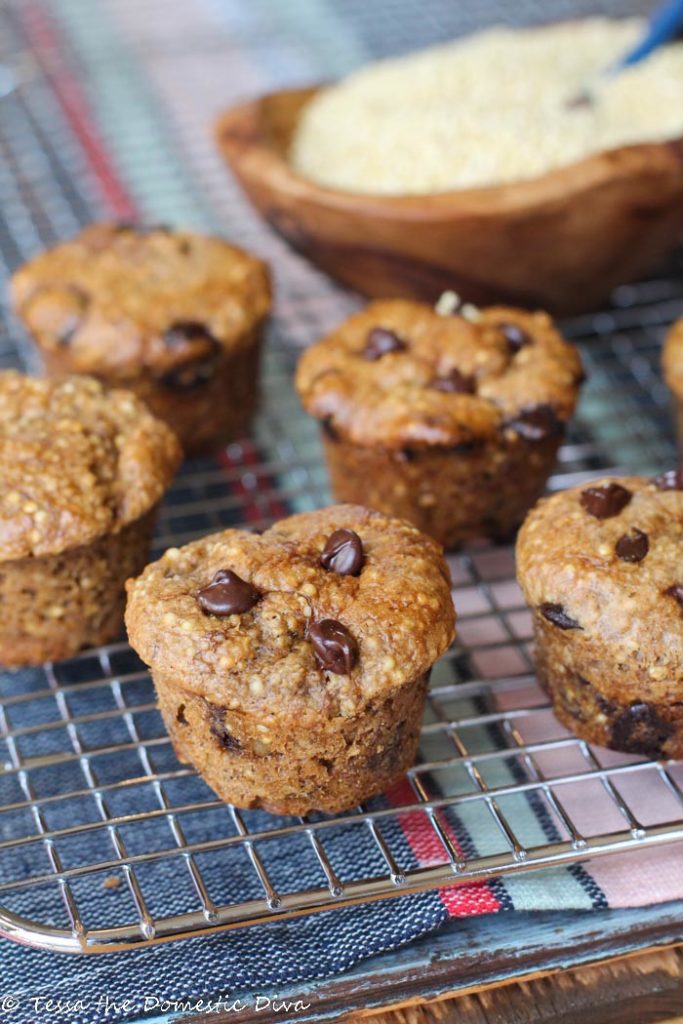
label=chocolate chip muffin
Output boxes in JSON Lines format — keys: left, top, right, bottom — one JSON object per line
{"left": 125, "top": 504, "right": 455, "bottom": 815}
{"left": 0, "top": 372, "right": 180, "bottom": 666}
{"left": 517, "top": 473, "right": 683, "bottom": 759}
{"left": 662, "top": 317, "right": 683, "bottom": 447}
{"left": 295, "top": 298, "right": 583, "bottom": 548}
{"left": 10, "top": 223, "right": 271, "bottom": 456}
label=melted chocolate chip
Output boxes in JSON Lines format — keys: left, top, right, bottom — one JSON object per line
{"left": 580, "top": 483, "right": 632, "bottom": 519}
{"left": 206, "top": 703, "right": 242, "bottom": 752}
{"left": 308, "top": 619, "right": 358, "bottom": 675}
{"left": 366, "top": 723, "right": 406, "bottom": 773}
{"left": 539, "top": 602, "right": 582, "bottom": 630}
{"left": 506, "top": 405, "right": 563, "bottom": 442}
{"left": 611, "top": 701, "right": 673, "bottom": 758}
{"left": 363, "top": 327, "right": 407, "bottom": 361}
{"left": 320, "top": 529, "right": 364, "bottom": 576}
{"left": 498, "top": 322, "right": 531, "bottom": 353}
{"left": 158, "top": 321, "right": 222, "bottom": 390}
{"left": 176, "top": 704, "right": 187, "bottom": 725}
{"left": 430, "top": 369, "right": 476, "bottom": 394}
{"left": 665, "top": 583, "right": 683, "bottom": 607}
{"left": 654, "top": 468, "right": 683, "bottom": 491}
{"left": 197, "top": 569, "right": 260, "bottom": 616}
{"left": 615, "top": 528, "right": 649, "bottom": 563}
{"left": 598, "top": 696, "right": 616, "bottom": 717}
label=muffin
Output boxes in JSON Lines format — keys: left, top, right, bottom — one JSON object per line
{"left": 517, "top": 473, "right": 683, "bottom": 759}
{"left": 125, "top": 504, "right": 455, "bottom": 814}
{"left": 0, "top": 372, "right": 180, "bottom": 666}
{"left": 10, "top": 223, "right": 271, "bottom": 456}
{"left": 662, "top": 318, "right": 683, "bottom": 447}
{"left": 295, "top": 298, "right": 583, "bottom": 548}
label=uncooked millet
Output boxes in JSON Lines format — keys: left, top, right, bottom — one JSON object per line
{"left": 291, "top": 18, "right": 683, "bottom": 194}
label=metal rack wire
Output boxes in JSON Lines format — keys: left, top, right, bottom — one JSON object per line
{"left": 1, "top": 0, "right": 683, "bottom": 955}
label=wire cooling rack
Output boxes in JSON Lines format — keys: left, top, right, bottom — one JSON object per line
{"left": 1, "top": 0, "right": 683, "bottom": 955}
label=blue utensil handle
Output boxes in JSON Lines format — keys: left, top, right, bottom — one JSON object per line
{"left": 617, "top": 0, "right": 683, "bottom": 68}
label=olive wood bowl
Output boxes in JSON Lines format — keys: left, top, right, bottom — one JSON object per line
{"left": 215, "top": 85, "right": 683, "bottom": 315}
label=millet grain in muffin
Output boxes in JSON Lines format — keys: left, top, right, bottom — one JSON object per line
{"left": 10, "top": 223, "right": 271, "bottom": 455}
{"left": 517, "top": 473, "right": 683, "bottom": 758}
{"left": 295, "top": 298, "right": 583, "bottom": 548}
{"left": 0, "top": 372, "right": 181, "bottom": 665}
{"left": 125, "top": 504, "right": 456, "bottom": 814}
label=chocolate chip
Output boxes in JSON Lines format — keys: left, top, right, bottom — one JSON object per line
{"left": 308, "top": 619, "right": 358, "bottom": 675}
{"left": 615, "top": 528, "right": 649, "bottom": 563}
{"left": 611, "top": 701, "right": 673, "bottom": 758}
{"left": 506, "top": 405, "right": 563, "bottom": 442}
{"left": 363, "top": 327, "right": 407, "bottom": 361}
{"left": 664, "top": 583, "right": 683, "bottom": 607}
{"left": 115, "top": 221, "right": 171, "bottom": 234}
{"left": 205, "top": 703, "right": 242, "bottom": 752}
{"left": 320, "top": 528, "right": 364, "bottom": 576}
{"left": 158, "top": 321, "right": 222, "bottom": 390}
{"left": 539, "top": 602, "right": 582, "bottom": 630}
{"left": 452, "top": 440, "right": 483, "bottom": 455}
{"left": 27, "top": 284, "right": 89, "bottom": 346}
{"left": 498, "top": 321, "right": 531, "bottom": 353}
{"left": 580, "top": 483, "right": 632, "bottom": 519}
{"left": 56, "top": 286, "right": 89, "bottom": 346}
{"left": 654, "top": 468, "right": 683, "bottom": 491}
{"left": 158, "top": 358, "right": 219, "bottom": 390}
{"left": 321, "top": 417, "right": 340, "bottom": 442}
{"left": 176, "top": 704, "right": 187, "bottom": 725}
{"left": 163, "top": 321, "right": 213, "bottom": 349}
{"left": 197, "top": 569, "right": 260, "bottom": 616}
{"left": 430, "top": 369, "right": 476, "bottom": 394}
{"left": 396, "top": 447, "right": 417, "bottom": 463}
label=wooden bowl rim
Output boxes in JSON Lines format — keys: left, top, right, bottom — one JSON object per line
{"left": 215, "top": 85, "right": 683, "bottom": 219}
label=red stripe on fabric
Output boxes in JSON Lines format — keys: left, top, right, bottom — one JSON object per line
{"left": 21, "top": 2, "right": 137, "bottom": 219}
{"left": 387, "top": 778, "right": 502, "bottom": 917}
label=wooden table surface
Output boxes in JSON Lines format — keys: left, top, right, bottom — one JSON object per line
{"left": 364, "top": 947, "right": 683, "bottom": 1023}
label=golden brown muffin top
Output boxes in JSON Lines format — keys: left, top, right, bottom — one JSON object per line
{"left": 662, "top": 318, "right": 683, "bottom": 397}
{"left": 517, "top": 473, "right": 683, "bottom": 694}
{"left": 295, "top": 299, "right": 583, "bottom": 448}
{"left": 125, "top": 504, "right": 455, "bottom": 717}
{"left": 0, "top": 372, "right": 181, "bottom": 560}
{"left": 10, "top": 224, "right": 271, "bottom": 379}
